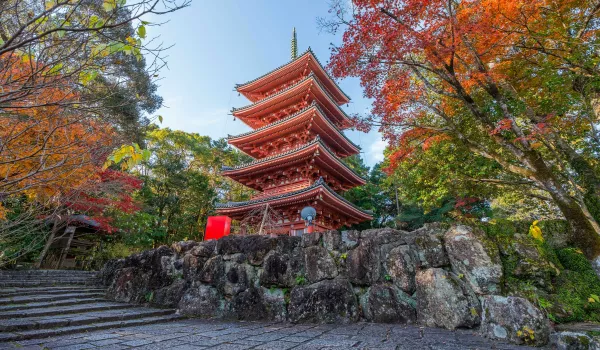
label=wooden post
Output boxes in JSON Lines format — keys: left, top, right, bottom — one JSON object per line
{"left": 35, "top": 218, "right": 60, "bottom": 269}
{"left": 258, "top": 203, "right": 269, "bottom": 235}
{"left": 58, "top": 226, "right": 76, "bottom": 269}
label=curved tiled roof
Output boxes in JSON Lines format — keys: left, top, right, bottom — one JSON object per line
{"left": 215, "top": 177, "right": 373, "bottom": 216}
{"left": 231, "top": 74, "right": 353, "bottom": 128}
{"left": 221, "top": 137, "right": 366, "bottom": 183}
{"left": 235, "top": 48, "right": 351, "bottom": 103}
{"left": 227, "top": 102, "right": 360, "bottom": 151}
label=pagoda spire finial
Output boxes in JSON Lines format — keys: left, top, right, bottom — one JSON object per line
{"left": 291, "top": 27, "right": 298, "bottom": 60}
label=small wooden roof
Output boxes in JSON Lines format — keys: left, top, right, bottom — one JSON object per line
{"left": 236, "top": 49, "right": 350, "bottom": 105}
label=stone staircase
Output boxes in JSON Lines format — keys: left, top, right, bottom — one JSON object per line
{"left": 0, "top": 270, "right": 183, "bottom": 342}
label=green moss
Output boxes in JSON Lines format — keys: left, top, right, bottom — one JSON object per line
{"left": 557, "top": 248, "right": 594, "bottom": 273}
{"left": 551, "top": 270, "right": 600, "bottom": 323}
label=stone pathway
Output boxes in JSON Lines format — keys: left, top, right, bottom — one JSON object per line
{"left": 0, "top": 270, "right": 182, "bottom": 343}
{"left": 0, "top": 319, "right": 537, "bottom": 349}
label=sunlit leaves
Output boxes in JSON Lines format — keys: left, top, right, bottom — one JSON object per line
{"left": 46, "top": 62, "right": 63, "bottom": 75}
{"left": 102, "top": 0, "right": 117, "bottom": 12}
{"left": 137, "top": 25, "right": 146, "bottom": 39}
{"left": 103, "top": 143, "right": 152, "bottom": 170}
{"left": 44, "top": 0, "right": 56, "bottom": 10}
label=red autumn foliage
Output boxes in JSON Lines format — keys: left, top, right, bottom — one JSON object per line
{"left": 66, "top": 169, "right": 142, "bottom": 233}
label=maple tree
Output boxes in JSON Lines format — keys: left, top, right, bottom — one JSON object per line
{"left": 0, "top": 0, "right": 187, "bottom": 266}
{"left": 324, "top": 0, "right": 600, "bottom": 274}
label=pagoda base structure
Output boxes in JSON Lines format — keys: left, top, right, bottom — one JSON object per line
{"left": 216, "top": 179, "right": 371, "bottom": 235}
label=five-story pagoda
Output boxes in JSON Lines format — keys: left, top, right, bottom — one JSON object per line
{"left": 216, "top": 29, "right": 372, "bottom": 235}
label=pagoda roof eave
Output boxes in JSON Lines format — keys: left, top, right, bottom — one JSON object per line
{"left": 235, "top": 49, "right": 350, "bottom": 104}
{"left": 221, "top": 138, "right": 367, "bottom": 186}
{"left": 232, "top": 74, "right": 353, "bottom": 129}
{"left": 215, "top": 177, "right": 373, "bottom": 220}
{"left": 227, "top": 103, "right": 360, "bottom": 156}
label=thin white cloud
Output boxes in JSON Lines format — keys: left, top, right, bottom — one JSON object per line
{"left": 368, "top": 138, "right": 387, "bottom": 163}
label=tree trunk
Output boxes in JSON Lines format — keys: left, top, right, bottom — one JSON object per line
{"left": 529, "top": 155, "right": 600, "bottom": 277}
{"left": 35, "top": 219, "right": 59, "bottom": 269}
{"left": 551, "top": 193, "right": 600, "bottom": 276}
{"left": 58, "top": 226, "right": 76, "bottom": 269}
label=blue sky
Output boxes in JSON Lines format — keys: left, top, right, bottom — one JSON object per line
{"left": 146, "top": 0, "right": 385, "bottom": 167}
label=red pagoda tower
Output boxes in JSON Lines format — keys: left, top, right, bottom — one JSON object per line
{"left": 216, "top": 29, "right": 372, "bottom": 235}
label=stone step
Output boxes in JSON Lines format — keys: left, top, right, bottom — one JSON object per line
{"left": 0, "top": 280, "right": 98, "bottom": 287}
{"left": 0, "top": 291, "right": 105, "bottom": 305}
{"left": 0, "top": 286, "right": 105, "bottom": 297}
{"left": 0, "top": 301, "right": 134, "bottom": 319}
{"left": 0, "top": 313, "right": 183, "bottom": 342}
{"left": 0, "top": 297, "right": 108, "bottom": 312}
{"left": 0, "top": 308, "right": 180, "bottom": 334}
{"left": 0, "top": 274, "right": 97, "bottom": 277}
{"left": 0, "top": 276, "right": 97, "bottom": 280}
{"left": 0, "top": 269, "right": 97, "bottom": 275}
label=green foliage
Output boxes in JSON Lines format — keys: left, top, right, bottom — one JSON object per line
{"left": 556, "top": 248, "right": 594, "bottom": 273}
{"left": 295, "top": 274, "right": 307, "bottom": 285}
{"left": 118, "top": 127, "right": 252, "bottom": 247}
{"left": 552, "top": 270, "right": 600, "bottom": 322}
{"left": 480, "top": 219, "right": 600, "bottom": 323}
{"left": 88, "top": 242, "right": 139, "bottom": 271}
{"left": 396, "top": 199, "right": 456, "bottom": 230}
{"left": 343, "top": 158, "right": 457, "bottom": 230}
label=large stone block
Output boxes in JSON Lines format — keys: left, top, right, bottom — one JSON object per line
{"left": 360, "top": 284, "right": 416, "bottom": 323}
{"left": 385, "top": 245, "right": 417, "bottom": 293}
{"left": 171, "top": 240, "right": 199, "bottom": 256}
{"left": 107, "top": 266, "right": 149, "bottom": 303}
{"left": 347, "top": 239, "right": 380, "bottom": 285}
{"left": 341, "top": 230, "right": 360, "bottom": 250}
{"left": 480, "top": 295, "right": 551, "bottom": 347}
{"left": 322, "top": 230, "right": 343, "bottom": 251}
{"left": 222, "top": 261, "right": 256, "bottom": 296}
{"left": 231, "top": 287, "right": 266, "bottom": 320}
{"left": 550, "top": 331, "right": 600, "bottom": 350}
{"left": 288, "top": 279, "right": 359, "bottom": 323}
{"left": 151, "top": 278, "right": 187, "bottom": 308}
{"left": 416, "top": 268, "right": 481, "bottom": 329}
{"left": 260, "top": 248, "right": 304, "bottom": 287}
{"left": 304, "top": 246, "right": 338, "bottom": 283}
{"left": 240, "top": 235, "right": 277, "bottom": 265}
{"left": 444, "top": 225, "right": 502, "bottom": 294}
{"left": 198, "top": 256, "right": 224, "bottom": 286}
{"left": 498, "top": 234, "right": 559, "bottom": 289}
{"left": 178, "top": 283, "right": 224, "bottom": 317}
{"left": 413, "top": 232, "right": 449, "bottom": 268}
{"left": 261, "top": 287, "right": 288, "bottom": 321}
{"left": 301, "top": 231, "right": 321, "bottom": 247}
{"left": 361, "top": 228, "right": 407, "bottom": 245}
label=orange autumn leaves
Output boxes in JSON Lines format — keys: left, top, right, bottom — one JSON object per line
{"left": 330, "top": 0, "right": 592, "bottom": 170}
{"left": 0, "top": 53, "right": 116, "bottom": 213}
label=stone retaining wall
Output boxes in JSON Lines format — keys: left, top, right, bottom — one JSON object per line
{"left": 99, "top": 224, "right": 551, "bottom": 346}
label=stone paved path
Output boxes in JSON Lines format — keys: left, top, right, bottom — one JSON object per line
{"left": 0, "top": 319, "right": 537, "bottom": 350}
